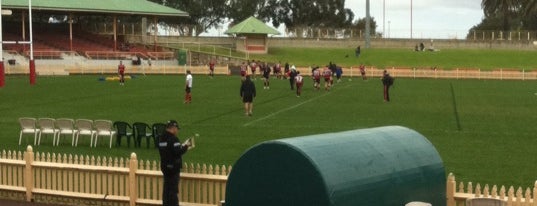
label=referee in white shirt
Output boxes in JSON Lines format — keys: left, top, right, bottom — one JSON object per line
{"left": 184, "top": 70, "right": 193, "bottom": 104}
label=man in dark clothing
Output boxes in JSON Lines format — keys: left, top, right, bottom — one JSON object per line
{"left": 289, "top": 65, "right": 297, "bottom": 90}
{"left": 355, "top": 46, "right": 361, "bottom": 57}
{"left": 381, "top": 70, "right": 394, "bottom": 102}
{"left": 158, "top": 120, "right": 191, "bottom": 206}
{"left": 240, "top": 75, "right": 256, "bottom": 116}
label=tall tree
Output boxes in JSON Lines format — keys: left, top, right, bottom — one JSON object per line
{"left": 149, "top": 0, "right": 228, "bottom": 36}
{"left": 481, "top": 0, "right": 521, "bottom": 31}
{"left": 226, "top": 0, "right": 354, "bottom": 28}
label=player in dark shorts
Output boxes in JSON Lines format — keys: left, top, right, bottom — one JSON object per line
{"left": 295, "top": 71, "right": 304, "bottom": 97}
{"left": 312, "top": 67, "right": 321, "bottom": 91}
{"left": 381, "top": 70, "right": 394, "bottom": 102}
{"left": 118, "top": 61, "right": 125, "bottom": 86}
{"left": 240, "top": 75, "right": 256, "bottom": 116}
{"left": 262, "top": 62, "right": 271, "bottom": 89}
{"left": 273, "top": 62, "right": 282, "bottom": 79}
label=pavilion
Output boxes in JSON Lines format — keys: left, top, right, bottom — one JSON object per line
{"left": 224, "top": 17, "right": 280, "bottom": 54}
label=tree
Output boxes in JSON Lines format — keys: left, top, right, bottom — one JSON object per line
{"left": 481, "top": 0, "right": 522, "bottom": 31}
{"left": 226, "top": 0, "right": 354, "bottom": 28}
{"left": 352, "top": 17, "right": 378, "bottom": 36}
{"left": 149, "top": 0, "right": 228, "bottom": 36}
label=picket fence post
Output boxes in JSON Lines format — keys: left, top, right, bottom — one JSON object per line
{"left": 24, "top": 146, "right": 34, "bottom": 202}
{"left": 446, "top": 173, "right": 456, "bottom": 206}
{"left": 129, "top": 153, "right": 138, "bottom": 206}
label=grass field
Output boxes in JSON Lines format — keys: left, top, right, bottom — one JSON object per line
{"left": 250, "top": 48, "right": 537, "bottom": 70}
{"left": 1, "top": 74, "right": 536, "bottom": 188}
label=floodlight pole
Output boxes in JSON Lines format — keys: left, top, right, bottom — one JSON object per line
{"left": 383, "top": 0, "right": 385, "bottom": 38}
{"left": 29, "top": 0, "right": 35, "bottom": 85}
{"left": 0, "top": 0, "right": 4, "bottom": 87}
{"left": 365, "top": 0, "right": 371, "bottom": 48}
{"left": 410, "top": 0, "right": 413, "bottom": 39}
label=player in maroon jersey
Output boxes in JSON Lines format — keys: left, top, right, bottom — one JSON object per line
{"left": 359, "top": 64, "right": 367, "bottom": 80}
{"left": 240, "top": 62, "right": 248, "bottom": 80}
{"left": 118, "top": 61, "right": 125, "bottom": 86}
{"left": 274, "top": 62, "right": 282, "bottom": 79}
{"left": 250, "top": 60, "right": 257, "bottom": 80}
{"left": 312, "top": 67, "right": 321, "bottom": 91}
{"left": 323, "top": 66, "right": 332, "bottom": 91}
{"left": 208, "top": 59, "right": 215, "bottom": 78}
{"left": 295, "top": 71, "right": 304, "bottom": 97}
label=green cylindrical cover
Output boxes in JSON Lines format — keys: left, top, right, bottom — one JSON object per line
{"left": 225, "top": 126, "right": 446, "bottom": 206}
{"left": 177, "top": 50, "right": 187, "bottom": 65}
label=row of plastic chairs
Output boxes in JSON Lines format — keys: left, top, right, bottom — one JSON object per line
{"left": 114, "top": 121, "right": 167, "bottom": 148}
{"left": 19, "top": 118, "right": 115, "bottom": 148}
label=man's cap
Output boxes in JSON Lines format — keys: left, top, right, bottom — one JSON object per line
{"left": 166, "top": 120, "right": 180, "bottom": 129}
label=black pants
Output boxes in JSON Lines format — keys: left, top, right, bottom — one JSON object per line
{"left": 290, "top": 77, "right": 295, "bottom": 90}
{"left": 384, "top": 85, "right": 390, "bottom": 102}
{"left": 163, "top": 172, "right": 180, "bottom": 206}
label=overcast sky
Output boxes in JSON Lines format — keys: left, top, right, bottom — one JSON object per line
{"left": 201, "top": 0, "right": 485, "bottom": 39}
{"left": 346, "top": 0, "right": 484, "bottom": 39}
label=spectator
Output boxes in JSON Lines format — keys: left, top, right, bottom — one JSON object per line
{"left": 355, "top": 46, "right": 361, "bottom": 57}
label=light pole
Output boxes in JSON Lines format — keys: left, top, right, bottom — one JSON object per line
{"left": 365, "top": 0, "right": 371, "bottom": 48}
{"left": 388, "top": 21, "right": 391, "bottom": 38}
{"left": 383, "top": 0, "right": 385, "bottom": 38}
{"left": 410, "top": 0, "right": 413, "bottom": 39}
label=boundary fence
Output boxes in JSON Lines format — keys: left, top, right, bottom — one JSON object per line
{"left": 5, "top": 65, "right": 537, "bottom": 80}
{"left": 2, "top": 148, "right": 537, "bottom": 206}
{"left": 0, "top": 146, "right": 229, "bottom": 206}
{"left": 447, "top": 173, "right": 537, "bottom": 206}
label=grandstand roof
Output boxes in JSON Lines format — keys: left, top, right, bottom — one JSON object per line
{"left": 2, "top": 0, "right": 188, "bottom": 17}
{"left": 225, "top": 17, "right": 280, "bottom": 35}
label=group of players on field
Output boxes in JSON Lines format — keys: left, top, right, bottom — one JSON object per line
{"left": 237, "top": 60, "right": 364, "bottom": 97}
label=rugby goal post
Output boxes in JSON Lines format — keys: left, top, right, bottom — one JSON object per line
{"left": 0, "top": 0, "right": 35, "bottom": 87}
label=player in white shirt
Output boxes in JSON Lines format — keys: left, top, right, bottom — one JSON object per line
{"left": 185, "top": 70, "right": 193, "bottom": 104}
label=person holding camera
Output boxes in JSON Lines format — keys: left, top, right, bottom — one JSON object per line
{"left": 158, "top": 120, "right": 192, "bottom": 206}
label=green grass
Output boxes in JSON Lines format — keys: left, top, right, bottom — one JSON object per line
{"left": 251, "top": 48, "right": 537, "bottom": 70}
{"left": 1, "top": 75, "right": 537, "bottom": 188}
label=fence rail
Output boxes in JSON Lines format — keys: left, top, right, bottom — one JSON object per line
{"left": 447, "top": 173, "right": 537, "bottom": 206}
{"left": 0, "top": 146, "right": 229, "bottom": 206}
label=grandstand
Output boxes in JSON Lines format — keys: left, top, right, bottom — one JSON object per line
{"left": 1, "top": 0, "right": 187, "bottom": 76}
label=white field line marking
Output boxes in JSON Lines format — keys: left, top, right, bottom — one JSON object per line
{"left": 243, "top": 84, "right": 352, "bottom": 127}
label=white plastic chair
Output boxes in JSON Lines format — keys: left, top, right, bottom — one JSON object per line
{"left": 93, "top": 120, "right": 116, "bottom": 148}
{"left": 75, "top": 119, "right": 96, "bottom": 147}
{"left": 37, "top": 118, "right": 58, "bottom": 145}
{"left": 19, "top": 117, "right": 40, "bottom": 145}
{"left": 405, "top": 202, "right": 432, "bottom": 206}
{"left": 466, "top": 198, "right": 506, "bottom": 206}
{"left": 55, "top": 118, "right": 77, "bottom": 146}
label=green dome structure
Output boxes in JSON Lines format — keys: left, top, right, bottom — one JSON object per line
{"left": 225, "top": 126, "right": 446, "bottom": 206}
